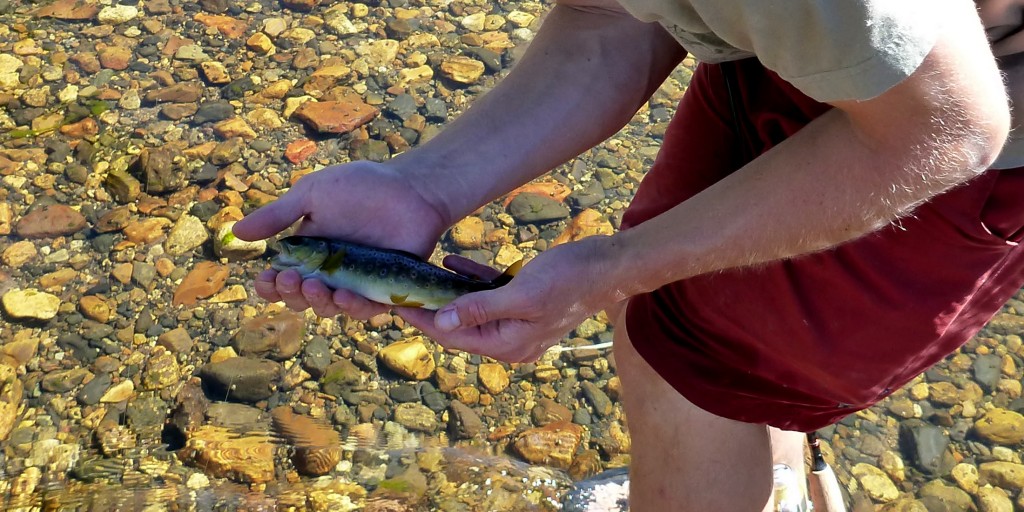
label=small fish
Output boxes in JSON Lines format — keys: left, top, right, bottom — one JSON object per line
{"left": 271, "top": 236, "right": 520, "bottom": 310}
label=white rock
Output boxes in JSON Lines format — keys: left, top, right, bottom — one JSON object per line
{"left": 164, "top": 214, "right": 209, "bottom": 257}
{"left": 58, "top": 85, "right": 79, "bottom": 104}
{"left": 213, "top": 222, "right": 266, "bottom": 261}
{"left": 97, "top": 5, "right": 139, "bottom": 25}
{"left": 2, "top": 289, "right": 61, "bottom": 321}
{"left": 461, "top": 12, "right": 486, "bottom": 32}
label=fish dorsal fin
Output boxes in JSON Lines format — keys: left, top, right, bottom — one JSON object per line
{"left": 491, "top": 259, "right": 522, "bottom": 286}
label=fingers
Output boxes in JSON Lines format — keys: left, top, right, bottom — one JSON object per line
{"left": 435, "top": 287, "right": 525, "bottom": 332}
{"left": 331, "top": 288, "right": 391, "bottom": 319}
{"left": 232, "top": 191, "right": 304, "bottom": 241}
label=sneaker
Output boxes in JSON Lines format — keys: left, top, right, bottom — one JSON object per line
{"left": 562, "top": 467, "right": 630, "bottom": 512}
{"left": 773, "top": 463, "right": 810, "bottom": 512}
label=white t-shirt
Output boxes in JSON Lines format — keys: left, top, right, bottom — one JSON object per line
{"left": 614, "top": 0, "right": 943, "bottom": 102}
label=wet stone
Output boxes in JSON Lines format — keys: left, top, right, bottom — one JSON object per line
{"left": 294, "top": 100, "right": 379, "bottom": 134}
{"left": 206, "top": 402, "right": 267, "bottom": 429}
{"left": 581, "top": 381, "right": 614, "bottom": 417}
{"left": 448, "top": 400, "right": 483, "bottom": 440}
{"left": 129, "top": 147, "right": 184, "bottom": 194}
{"left": 302, "top": 336, "right": 332, "bottom": 379}
{"left": 899, "top": 420, "right": 954, "bottom": 477}
{"left": 194, "top": 101, "right": 235, "bottom": 124}
{"left": 77, "top": 372, "right": 111, "bottom": 406}
{"left": 15, "top": 204, "right": 87, "bottom": 238}
{"left": 231, "top": 310, "right": 305, "bottom": 361}
{"left": 42, "top": 368, "right": 92, "bottom": 393}
{"left": 974, "top": 408, "right": 1024, "bottom": 445}
{"left": 200, "top": 357, "right": 281, "bottom": 403}
{"left": 974, "top": 354, "right": 1003, "bottom": 392}
{"left": 508, "top": 193, "right": 570, "bottom": 224}
{"left": 392, "top": 402, "right": 438, "bottom": 433}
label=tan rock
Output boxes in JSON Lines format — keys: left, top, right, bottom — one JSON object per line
{"left": 440, "top": 56, "right": 485, "bottom": 84}
{"left": 512, "top": 421, "right": 584, "bottom": 470}
{"left": 951, "top": 462, "right": 979, "bottom": 493}
{"left": 0, "top": 364, "right": 23, "bottom": 441}
{"left": 450, "top": 216, "right": 484, "bottom": 250}
{"left": 210, "top": 347, "right": 238, "bottom": 364}
{"left": 3, "top": 240, "right": 37, "bottom": 268}
{"left": 2, "top": 289, "right": 60, "bottom": 321}
{"left": 974, "top": 408, "right": 1024, "bottom": 445}
{"left": 980, "top": 461, "right": 1024, "bottom": 489}
{"left": 100, "top": 379, "right": 135, "bottom": 403}
{"left": 852, "top": 463, "right": 899, "bottom": 503}
{"left": 213, "top": 118, "right": 257, "bottom": 139}
{"left": 143, "top": 347, "right": 180, "bottom": 390}
{"left": 80, "top": 295, "right": 112, "bottom": 323}
{"left": 200, "top": 61, "right": 231, "bottom": 84}
{"left": 478, "top": 363, "right": 509, "bottom": 394}
{"left": 396, "top": 65, "right": 433, "bottom": 88}
{"left": 246, "top": 33, "right": 275, "bottom": 54}
{"left": 0, "top": 203, "right": 11, "bottom": 235}
{"left": 379, "top": 338, "right": 435, "bottom": 380}
{"left": 978, "top": 486, "right": 1013, "bottom": 512}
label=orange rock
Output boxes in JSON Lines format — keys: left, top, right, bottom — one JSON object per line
{"left": 512, "top": 421, "right": 584, "bottom": 470}
{"left": 173, "top": 261, "right": 229, "bottom": 306}
{"left": 59, "top": 118, "right": 99, "bottom": 138}
{"left": 98, "top": 46, "right": 131, "bottom": 70}
{"left": 33, "top": 0, "right": 99, "bottom": 20}
{"left": 285, "top": 139, "right": 317, "bottom": 164}
{"left": 551, "top": 208, "right": 614, "bottom": 247}
{"left": 194, "top": 13, "right": 247, "bottom": 39}
{"left": 501, "top": 179, "right": 571, "bottom": 208}
{"left": 294, "top": 100, "right": 378, "bottom": 134}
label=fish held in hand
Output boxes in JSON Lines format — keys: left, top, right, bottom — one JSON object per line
{"left": 271, "top": 236, "right": 520, "bottom": 310}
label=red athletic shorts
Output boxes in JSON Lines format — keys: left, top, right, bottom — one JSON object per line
{"left": 621, "top": 58, "right": 1024, "bottom": 432}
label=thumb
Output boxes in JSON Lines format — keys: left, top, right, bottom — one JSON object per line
{"left": 435, "top": 289, "right": 520, "bottom": 332}
{"left": 232, "top": 192, "right": 304, "bottom": 241}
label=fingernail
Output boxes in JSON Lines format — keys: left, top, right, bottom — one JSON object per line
{"left": 437, "top": 307, "right": 461, "bottom": 332}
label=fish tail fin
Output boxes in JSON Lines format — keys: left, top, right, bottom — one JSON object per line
{"left": 491, "top": 259, "right": 523, "bottom": 286}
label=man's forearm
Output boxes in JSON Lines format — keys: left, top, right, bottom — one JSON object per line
{"left": 392, "top": 5, "right": 685, "bottom": 226}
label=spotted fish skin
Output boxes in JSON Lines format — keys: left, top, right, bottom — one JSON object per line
{"left": 271, "top": 236, "right": 511, "bottom": 310}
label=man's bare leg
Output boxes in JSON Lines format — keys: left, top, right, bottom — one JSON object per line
{"left": 614, "top": 307, "right": 775, "bottom": 511}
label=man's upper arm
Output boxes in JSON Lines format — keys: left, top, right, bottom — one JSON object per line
{"left": 829, "top": 1, "right": 1009, "bottom": 174}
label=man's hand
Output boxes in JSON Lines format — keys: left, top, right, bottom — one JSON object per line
{"left": 397, "top": 236, "right": 624, "bottom": 362}
{"left": 232, "top": 161, "right": 449, "bottom": 319}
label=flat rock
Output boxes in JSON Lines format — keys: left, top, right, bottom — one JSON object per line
{"left": 172, "top": 261, "right": 229, "bottom": 306}
{"left": 507, "top": 193, "right": 570, "bottom": 224}
{"left": 15, "top": 204, "right": 87, "bottom": 238}
{"left": 294, "top": 100, "right": 378, "bottom": 134}
{"left": 2, "top": 289, "right": 61, "bottom": 321}
{"left": 182, "top": 425, "right": 276, "bottom": 484}
{"left": 379, "top": 338, "right": 435, "bottom": 381}
{"left": 231, "top": 309, "right": 305, "bottom": 361}
{"left": 200, "top": 357, "right": 280, "bottom": 403}
{"left": 513, "top": 421, "right": 584, "bottom": 470}
{"left": 974, "top": 408, "right": 1024, "bottom": 445}
{"left": 33, "top": 0, "right": 99, "bottom": 20}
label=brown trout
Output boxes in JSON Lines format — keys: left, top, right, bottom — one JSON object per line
{"left": 271, "top": 236, "right": 519, "bottom": 310}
